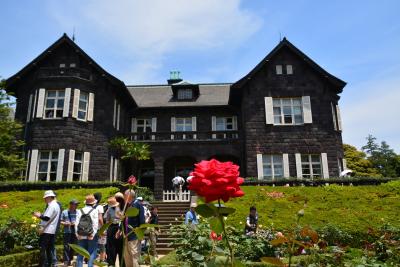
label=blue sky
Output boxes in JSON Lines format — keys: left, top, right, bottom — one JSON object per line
{"left": 1, "top": 0, "right": 399, "bottom": 152}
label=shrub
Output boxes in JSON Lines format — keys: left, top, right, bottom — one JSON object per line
{"left": 0, "top": 218, "right": 38, "bottom": 256}
{"left": 243, "top": 177, "right": 399, "bottom": 186}
{"left": 0, "top": 245, "right": 62, "bottom": 267}
{"left": 0, "top": 181, "right": 124, "bottom": 192}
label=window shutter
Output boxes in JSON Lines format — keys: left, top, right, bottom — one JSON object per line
{"left": 113, "top": 99, "right": 117, "bottom": 127}
{"left": 321, "top": 153, "right": 329, "bottom": 178}
{"left": 232, "top": 116, "right": 238, "bottom": 130}
{"left": 131, "top": 118, "right": 137, "bottom": 132}
{"left": 302, "top": 96, "right": 313, "bottom": 123}
{"left": 114, "top": 158, "right": 119, "bottom": 181}
{"left": 25, "top": 150, "right": 31, "bottom": 181}
{"left": 171, "top": 117, "right": 176, "bottom": 140}
{"left": 67, "top": 149, "right": 75, "bottom": 182}
{"left": 110, "top": 156, "right": 114, "bottom": 182}
{"left": 56, "top": 149, "right": 65, "bottom": 182}
{"left": 192, "top": 117, "right": 197, "bottom": 131}
{"left": 295, "top": 153, "right": 302, "bottom": 178}
{"left": 331, "top": 103, "right": 337, "bottom": 131}
{"left": 283, "top": 153, "right": 290, "bottom": 178}
{"left": 264, "top": 97, "right": 274, "bottom": 124}
{"left": 152, "top": 117, "right": 157, "bottom": 132}
{"left": 256, "top": 154, "right": 263, "bottom": 179}
{"left": 343, "top": 159, "right": 347, "bottom": 170}
{"left": 26, "top": 94, "right": 33, "bottom": 122}
{"left": 336, "top": 105, "right": 342, "bottom": 131}
{"left": 82, "top": 152, "right": 90, "bottom": 182}
{"left": 211, "top": 116, "right": 216, "bottom": 139}
{"left": 116, "top": 104, "right": 121, "bottom": 131}
{"left": 87, "top": 93, "right": 94, "bottom": 121}
{"left": 36, "top": 89, "right": 45, "bottom": 118}
{"left": 63, "top": 88, "right": 71, "bottom": 118}
{"left": 28, "top": 149, "right": 38, "bottom": 182}
{"left": 72, "top": 89, "right": 80, "bottom": 118}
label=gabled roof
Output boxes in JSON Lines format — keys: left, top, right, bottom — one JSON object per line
{"left": 232, "top": 37, "right": 346, "bottom": 92}
{"left": 6, "top": 34, "right": 136, "bottom": 105}
{"left": 127, "top": 83, "right": 231, "bottom": 108}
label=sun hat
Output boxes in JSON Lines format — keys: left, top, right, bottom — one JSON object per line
{"left": 69, "top": 199, "right": 79, "bottom": 205}
{"left": 137, "top": 196, "right": 143, "bottom": 201}
{"left": 84, "top": 194, "right": 97, "bottom": 205}
{"left": 115, "top": 192, "right": 124, "bottom": 199}
{"left": 43, "top": 190, "right": 56, "bottom": 199}
{"left": 190, "top": 203, "right": 197, "bottom": 208}
{"left": 107, "top": 197, "right": 119, "bottom": 208}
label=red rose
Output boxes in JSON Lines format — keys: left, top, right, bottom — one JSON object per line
{"left": 127, "top": 175, "right": 137, "bottom": 185}
{"left": 188, "top": 159, "right": 244, "bottom": 203}
{"left": 210, "top": 231, "right": 222, "bottom": 241}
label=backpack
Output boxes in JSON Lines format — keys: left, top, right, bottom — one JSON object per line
{"left": 77, "top": 208, "right": 95, "bottom": 236}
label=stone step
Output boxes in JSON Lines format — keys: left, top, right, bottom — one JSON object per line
{"left": 157, "top": 247, "right": 174, "bottom": 254}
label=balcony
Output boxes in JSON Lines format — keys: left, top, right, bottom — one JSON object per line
{"left": 37, "top": 67, "right": 92, "bottom": 81}
{"left": 126, "top": 130, "right": 239, "bottom": 142}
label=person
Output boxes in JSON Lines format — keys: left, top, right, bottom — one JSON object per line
{"left": 33, "top": 190, "right": 61, "bottom": 267}
{"left": 148, "top": 206, "right": 159, "bottom": 257}
{"left": 104, "top": 197, "right": 123, "bottom": 267}
{"left": 60, "top": 199, "right": 79, "bottom": 267}
{"left": 185, "top": 203, "right": 199, "bottom": 226}
{"left": 172, "top": 175, "right": 185, "bottom": 197}
{"left": 120, "top": 189, "right": 145, "bottom": 267}
{"left": 52, "top": 194, "right": 63, "bottom": 266}
{"left": 93, "top": 192, "right": 106, "bottom": 262}
{"left": 245, "top": 206, "right": 258, "bottom": 236}
{"left": 75, "top": 194, "right": 99, "bottom": 267}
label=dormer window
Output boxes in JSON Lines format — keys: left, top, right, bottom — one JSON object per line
{"left": 177, "top": 89, "right": 193, "bottom": 100}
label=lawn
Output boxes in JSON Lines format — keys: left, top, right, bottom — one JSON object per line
{"left": 0, "top": 187, "right": 119, "bottom": 224}
{"left": 224, "top": 181, "right": 400, "bottom": 232}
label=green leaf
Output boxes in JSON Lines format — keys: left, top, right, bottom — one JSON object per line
{"left": 233, "top": 259, "right": 246, "bottom": 267}
{"left": 138, "top": 223, "right": 158, "bottom": 229}
{"left": 209, "top": 216, "right": 223, "bottom": 234}
{"left": 69, "top": 243, "right": 90, "bottom": 259}
{"left": 192, "top": 252, "right": 205, "bottom": 261}
{"left": 217, "top": 206, "right": 236, "bottom": 216}
{"left": 134, "top": 228, "right": 145, "bottom": 240}
{"left": 195, "top": 204, "right": 216, "bottom": 218}
{"left": 98, "top": 222, "right": 112, "bottom": 236}
{"left": 125, "top": 207, "right": 139, "bottom": 217}
{"left": 93, "top": 260, "right": 108, "bottom": 266}
{"left": 261, "top": 257, "right": 285, "bottom": 266}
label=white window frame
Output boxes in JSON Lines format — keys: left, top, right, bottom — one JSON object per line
{"left": 273, "top": 98, "right": 303, "bottom": 125}
{"left": 301, "top": 154, "right": 322, "bottom": 179}
{"left": 175, "top": 117, "right": 193, "bottom": 132}
{"left": 136, "top": 118, "right": 153, "bottom": 133}
{"left": 72, "top": 152, "right": 83, "bottom": 181}
{"left": 276, "top": 65, "right": 283, "bottom": 75}
{"left": 286, "top": 65, "right": 293, "bottom": 74}
{"left": 37, "top": 151, "right": 59, "bottom": 182}
{"left": 262, "top": 154, "right": 284, "bottom": 180}
{"left": 44, "top": 90, "right": 65, "bottom": 119}
{"left": 77, "top": 91, "right": 89, "bottom": 121}
{"left": 177, "top": 89, "right": 193, "bottom": 100}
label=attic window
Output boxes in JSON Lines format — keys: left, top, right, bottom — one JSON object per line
{"left": 286, "top": 65, "right": 293, "bottom": 74}
{"left": 177, "top": 89, "right": 193, "bottom": 100}
{"left": 70, "top": 63, "right": 76, "bottom": 68}
{"left": 59, "top": 63, "right": 66, "bottom": 68}
{"left": 276, "top": 65, "right": 283, "bottom": 75}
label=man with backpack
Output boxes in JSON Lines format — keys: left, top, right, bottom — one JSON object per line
{"left": 75, "top": 194, "right": 99, "bottom": 267}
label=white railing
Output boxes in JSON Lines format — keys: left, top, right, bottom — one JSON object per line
{"left": 163, "top": 189, "right": 191, "bottom": 202}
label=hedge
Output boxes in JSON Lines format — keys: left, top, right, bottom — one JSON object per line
{"left": 0, "top": 245, "right": 62, "bottom": 267}
{"left": 243, "top": 176, "right": 399, "bottom": 186}
{"left": 0, "top": 181, "right": 124, "bottom": 192}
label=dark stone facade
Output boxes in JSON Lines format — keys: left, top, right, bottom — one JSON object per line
{"left": 7, "top": 35, "right": 346, "bottom": 199}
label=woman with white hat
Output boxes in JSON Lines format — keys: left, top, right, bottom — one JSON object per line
{"left": 105, "top": 197, "right": 123, "bottom": 267}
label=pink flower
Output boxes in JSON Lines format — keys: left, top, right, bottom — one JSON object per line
{"left": 210, "top": 231, "right": 223, "bottom": 241}
{"left": 127, "top": 175, "right": 137, "bottom": 185}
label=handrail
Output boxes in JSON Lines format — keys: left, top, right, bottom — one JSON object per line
{"left": 124, "top": 130, "right": 240, "bottom": 142}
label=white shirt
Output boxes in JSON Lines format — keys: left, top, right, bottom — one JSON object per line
{"left": 41, "top": 200, "right": 61, "bottom": 234}
{"left": 75, "top": 205, "right": 99, "bottom": 239}
{"left": 172, "top": 176, "right": 185, "bottom": 185}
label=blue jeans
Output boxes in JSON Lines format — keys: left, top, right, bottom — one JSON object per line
{"left": 76, "top": 237, "right": 98, "bottom": 267}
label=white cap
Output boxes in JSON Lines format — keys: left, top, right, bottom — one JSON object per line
{"left": 43, "top": 190, "right": 56, "bottom": 199}
{"left": 190, "top": 203, "right": 197, "bottom": 208}
{"left": 137, "top": 197, "right": 143, "bottom": 201}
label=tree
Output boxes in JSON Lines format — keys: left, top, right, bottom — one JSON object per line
{"left": 0, "top": 79, "right": 26, "bottom": 181}
{"left": 362, "top": 134, "right": 379, "bottom": 156}
{"left": 343, "top": 144, "right": 381, "bottom": 177}
{"left": 109, "top": 137, "right": 151, "bottom": 181}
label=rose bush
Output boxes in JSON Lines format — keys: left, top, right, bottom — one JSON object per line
{"left": 188, "top": 159, "right": 244, "bottom": 202}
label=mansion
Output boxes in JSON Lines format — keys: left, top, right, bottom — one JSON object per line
{"left": 6, "top": 34, "right": 346, "bottom": 199}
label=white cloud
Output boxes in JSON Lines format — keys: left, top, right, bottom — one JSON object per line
{"left": 341, "top": 78, "right": 400, "bottom": 153}
{"left": 47, "top": 0, "right": 262, "bottom": 83}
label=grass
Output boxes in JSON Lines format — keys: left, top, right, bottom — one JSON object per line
{"left": 0, "top": 187, "right": 119, "bottom": 224}
{"left": 224, "top": 181, "right": 400, "bottom": 232}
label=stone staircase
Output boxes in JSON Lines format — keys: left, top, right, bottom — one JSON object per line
{"left": 151, "top": 201, "right": 190, "bottom": 255}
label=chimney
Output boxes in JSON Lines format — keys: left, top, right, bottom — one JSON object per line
{"left": 167, "top": 71, "right": 183, "bottom": 85}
